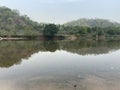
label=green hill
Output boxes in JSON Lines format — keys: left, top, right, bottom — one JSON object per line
{"left": 59, "top": 18, "right": 120, "bottom": 36}
{"left": 65, "top": 18, "right": 120, "bottom": 27}
{"left": 0, "top": 6, "right": 43, "bottom": 35}
{"left": 0, "top": 6, "right": 120, "bottom": 37}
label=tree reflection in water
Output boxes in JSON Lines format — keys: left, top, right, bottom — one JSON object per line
{"left": 0, "top": 40, "right": 120, "bottom": 68}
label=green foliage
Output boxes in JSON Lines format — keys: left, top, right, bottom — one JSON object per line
{"left": 0, "top": 6, "right": 120, "bottom": 37}
{"left": 62, "top": 18, "right": 120, "bottom": 36}
{"left": 58, "top": 25, "right": 120, "bottom": 36}
{"left": 43, "top": 24, "right": 59, "bottom": 37}
{"left": 0, "top": 6, "right": 43, "bottom": 35}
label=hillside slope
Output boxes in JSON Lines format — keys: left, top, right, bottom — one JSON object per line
{"left": 65, "top": 18, "right": 120, "bottom": 27}
{"left": 0, "top": 6, "right": 42, "bottom": 35}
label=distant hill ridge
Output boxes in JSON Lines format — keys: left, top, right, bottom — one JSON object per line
{"left": 0, "top": 6, "right": 42, "bottom": 35}
{"left": 65, "top": 18, "right": 120, "bottom": 27}
{"left": 0, "top": 6, "right": 120, "bottom": 36}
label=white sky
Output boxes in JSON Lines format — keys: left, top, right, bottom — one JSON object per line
{"left": 0, "top": 0, "right": 120, "bottom": 24}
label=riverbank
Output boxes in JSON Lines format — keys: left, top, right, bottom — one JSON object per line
{"left": 0, "top": 35, "right": 65, "bottom": 40}
{"left": 0, "top": 35, "right": 120, "bottom": 41}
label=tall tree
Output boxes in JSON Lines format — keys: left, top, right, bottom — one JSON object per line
{"left": 43, "top": 24, "right": 59, "bottom": 37}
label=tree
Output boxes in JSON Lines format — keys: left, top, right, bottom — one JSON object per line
{"left": 43, "top": 24, "right": 59, "bottom": 37}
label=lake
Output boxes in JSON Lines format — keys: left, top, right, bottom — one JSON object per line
{"left": 0, "top": 40, "right": 120, "bottom": 90}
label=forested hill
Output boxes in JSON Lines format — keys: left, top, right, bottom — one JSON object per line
{"left": 0, "top": 6, "right": 43, "bottom": 35}
{"left": 65, "top": 18, "right": 120, "bottom": 27}
{"left": 0, "top": 6, "right": 120, "bottom": 37}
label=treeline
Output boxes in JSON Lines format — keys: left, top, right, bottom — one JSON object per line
{"left": 0, "top": 6, "right": 120, "bottom": 37}
{"left": 58, "top": 25, "right": 120, "bottom": 36}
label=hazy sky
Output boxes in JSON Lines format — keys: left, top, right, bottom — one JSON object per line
{"left": 0, "top": 0, "right": 120, "bottom": 24}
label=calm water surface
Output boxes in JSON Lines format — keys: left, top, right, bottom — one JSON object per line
{"left": 0, "top": 40, "right": 120, "bottom": 90}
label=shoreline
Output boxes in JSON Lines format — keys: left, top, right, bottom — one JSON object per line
{"left": 0, "top": 35, "right": 65, "bottom": 40}
{"left": 0, "top": 35, "right": 120, "bottom": 41}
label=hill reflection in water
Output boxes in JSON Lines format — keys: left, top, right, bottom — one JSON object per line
{"left": 0, "top": 40, "right": 120, "bottom": 68}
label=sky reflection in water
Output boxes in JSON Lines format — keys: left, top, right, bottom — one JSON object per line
{"left": 0, "top": 40, "right": 120, "bottom": 90}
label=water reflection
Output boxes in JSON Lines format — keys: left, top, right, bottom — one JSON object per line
{"left": 0, "top": 40, "right": 120, "bottom": 68}
{"left": 43, "top": 40, "right": 60, "bottom": 52}
{"left": 0, "top": 40, "right": 120, "bottom": 90}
